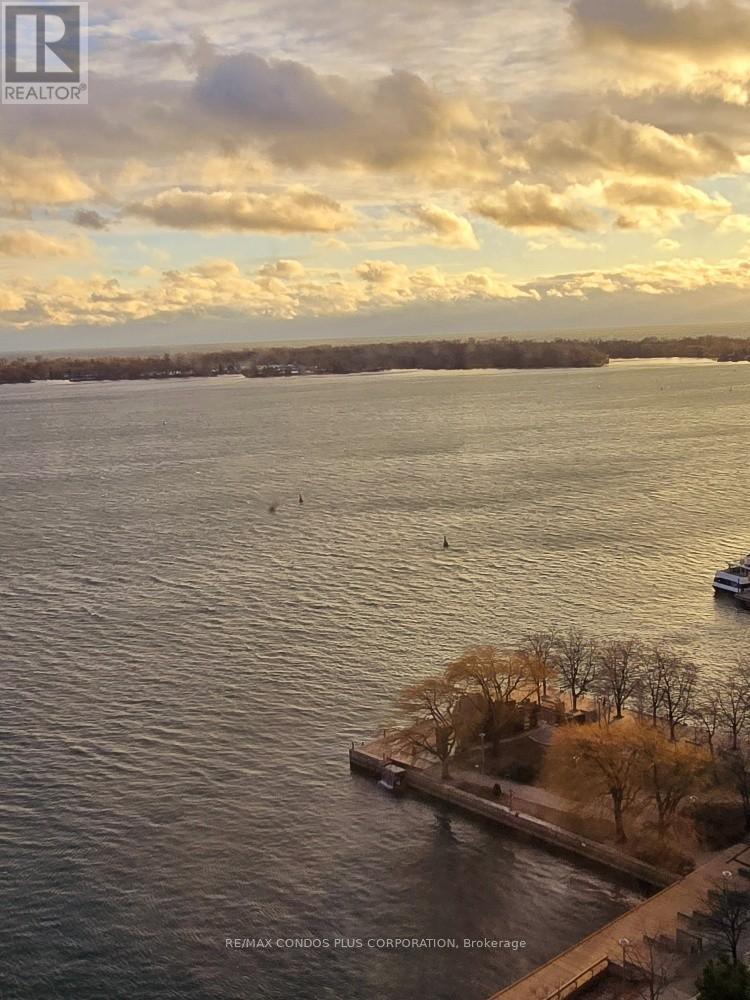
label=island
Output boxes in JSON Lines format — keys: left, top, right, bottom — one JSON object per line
{"left": 2, "top": 332, "right": 750, "bottom": 386}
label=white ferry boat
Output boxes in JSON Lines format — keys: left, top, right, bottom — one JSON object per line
{"left": 713, "top": 554, "right": 750, "bottom": 595}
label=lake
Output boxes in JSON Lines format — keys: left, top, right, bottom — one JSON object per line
{"left": 2, "top": 360, "right": 748, "bottom": 1000}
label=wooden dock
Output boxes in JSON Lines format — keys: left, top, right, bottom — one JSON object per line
{"left": 488, "top": 844, "right": 750, "bottom": 1000}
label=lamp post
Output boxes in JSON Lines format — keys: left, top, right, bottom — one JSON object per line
{"left": 722, "top": 869, "right": 733, "bottom": 901}
{"left": 618, "top": 937, "right": 630, "bottom": 997}
{"left": 479, "top": 732, "right": 486, "bottom": 775}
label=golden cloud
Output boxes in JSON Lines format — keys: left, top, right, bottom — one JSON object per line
{"left": 536, "top": 254, "right": 750, "bottom": 298}
{"left": 409, "top": 204, "right": 480, "bottom": 249}
{"left": 0, "top": 257, "right": 534, "bottom": 328}
{"left": 6, "top": 251, "right": 750, "bottom": 328}
{"left": 192, "top": 54, "right": 505, "bottom": 182}
{"left": 525, "top": 111, "right": 738, "bottom": 179}
{"left": 0, "top": 152, "right": 93, "bottom": 206}
{"left": 603, "top": 178, "right": 730, "bottom": 229}
{"left": 472, "top": 182, "right": 600, "bottom": 231}
{"left": 571, "top": 0, "right": 750, "bottom": 60}
{"left": 0, "top": 229, "right": 87, "bottom": 258}
{"left": 570, "top": 0, "right": 750, "bottom": 103}
{"left": 125, "top": 187, "right": 355, "bottom": 233}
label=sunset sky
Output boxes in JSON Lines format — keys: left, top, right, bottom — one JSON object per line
{"left": 5, "top": 0, "right": 750, "bottom": 349}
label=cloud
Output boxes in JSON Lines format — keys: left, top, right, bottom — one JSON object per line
{"left": 193, "top": 53, "right": 347, "bottom": 133}
{"left": 570, "top": 0, "right": 750, "bottom": 103}
{"left": 0, "top": 229, "right": 86, "bottom": 258}
{"left": 258, "top": 259, "right": 306, "bottom": 278}
{"left": 534, "top": 254, "right": 750, "bottom": 299}
{"left": 0, "top": 257, "right": 534, "bottom": 328}
{"left": 4, "top": 3, "right": 750, "bottom": 342}
{"left": 9, "top": 248, "right": 750, "bottom": 329}
{"left": 0, "top": 152, "right": 92, "bottom": 206}
{"left": 472, "top": 182, "right": 600, "bottom": 231}
{"left": 570, "top": 0, "right": 750, "bottom": 59}
{"left": 192, "top": 54, "right": 498, "bottom": 178}
{"left": 72, "top": 209, "right": 111, "bottom": 231}
{"left": 408, "top": 204, "right": 479, "bottom": 249}
{"left": 0, "top": 287, "right": 26, "bottom": 312}
{"left": 125, "top": 187, "right": 354, "bottom": 233}
{"left": 717, "top": 213, "right": 750, "bottom": 233}
{"left": 525, "top": 111, "right": 738, "bottom": 179}
{"left": 603, "top": 178, "right": 730, "bottom": 229}
{"left": 526, "top": 232, "right": 604, "bottom": 252}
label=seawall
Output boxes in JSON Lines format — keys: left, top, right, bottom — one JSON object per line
{"left": 348, "top": 743, "right": 675, "bottom": 890}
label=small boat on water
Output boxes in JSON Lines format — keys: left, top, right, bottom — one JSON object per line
{"left": 713, "top": 554, "right": 750, "bottom": 596}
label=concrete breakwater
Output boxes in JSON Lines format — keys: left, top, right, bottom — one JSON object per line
{"left": 349, "top": 741, "right": 675, "bottom": 890}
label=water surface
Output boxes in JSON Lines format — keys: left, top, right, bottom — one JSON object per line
{"left": 3, "top": 361, "right": 748, "bottom": 1000}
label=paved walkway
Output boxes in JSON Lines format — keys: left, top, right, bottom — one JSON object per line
{"left": 489, "top": 843, "right": 750, "bottom": 1000}
{"left": 439, "top": 763, "right": 570, "bottom": 813}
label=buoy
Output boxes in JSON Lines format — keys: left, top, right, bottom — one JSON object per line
{"left": 443, "top": 535, "right": 450, "bottom": 549}
{"left": 299, "top": 494, "right": 304, "bottom": 504}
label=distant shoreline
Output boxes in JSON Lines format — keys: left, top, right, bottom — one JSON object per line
{"left": 2, "top": 334, "right": 750, "bottom": 386}
{"left": 4, "top": 358, "right": 743, "bottom": 391}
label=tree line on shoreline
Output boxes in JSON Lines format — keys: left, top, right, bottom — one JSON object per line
{"left": 3, "top": 332, "right": 750, "bottom": 385}
{"left": 390, "top": 630, "right": 750, "bottom": 854}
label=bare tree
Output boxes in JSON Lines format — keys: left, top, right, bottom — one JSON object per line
{"left": 642, "top": 647, "right": 668, "bottom": 727}
{"left": 445, "top": 646, "right": 528, "bottom": 753}
{"left": 701, "top": 875, "right": 750, "bottom": 965}
{"left": 721, "top": 743, "right": 750, "bottom": 830}
{"left": 717, "top": 663, "right": 750, "bottom": 751}
{"left": 596, "top": 638, "right": 643, "bottom": 719}
{"left": 693, "top": 690, "right": 721, "bottom": 760}
{"left": 660, "top": 653, "right": 697, "bottom": 741}
{"left": 628, "top": 942, "right": 680, "bottom": 1000}
{"left": 553, "top": 628, "right": 597, "bottom": 712}
{"left": 636, "top": 725, "right": 711, "bottom": 835}
{"left": 393, "top": 677, "right": 460, "bottom": 779}
{"left": 545, "top": 718, "right": 643, "bottom": 842}
{"left": 520, "top": 630, "right": 558, "bottom": 703}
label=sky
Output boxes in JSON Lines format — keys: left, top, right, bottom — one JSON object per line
{"left": 5, "top": 0, "right": 750, "bottom": 350}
